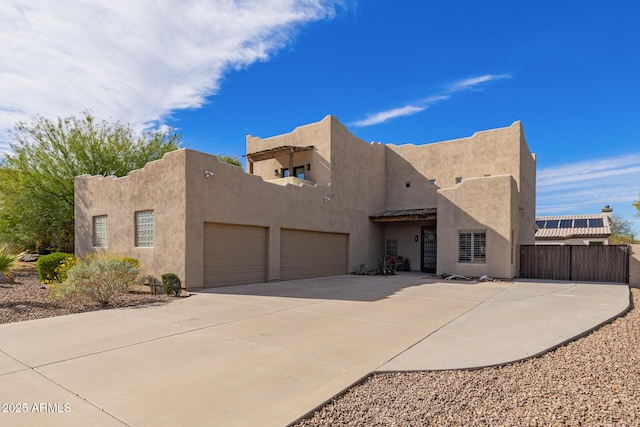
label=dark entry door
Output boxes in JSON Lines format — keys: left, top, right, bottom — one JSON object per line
{"left": 421, "top": 226, "right": 437, "bottom": 273}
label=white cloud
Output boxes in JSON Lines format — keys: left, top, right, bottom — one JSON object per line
{"left": 537, "top": 153, "right": 640, "bottom": 227}
{"left": 0, "top": 0, "right": 342, "bottom": 152}
{"left": 351, "top": 74, "right": 510, "bottom": 127}
{"left": 350, "top": 105, "right": 426, "bottom": 127}
{"left": 446, "top": 74, "right": 511, "bottom": 92}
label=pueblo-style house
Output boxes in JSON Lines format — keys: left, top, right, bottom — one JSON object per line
{"left": 75, "top": 115, "right": 536, "bottom": 290}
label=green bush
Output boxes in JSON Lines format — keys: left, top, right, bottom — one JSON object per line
{"left": 64, "top": 255, "right": 140, "bottom": 305}
{"left": 161, "top": 273, "right": 182, "bottom": 296}
{"left": 37, "top": 252, "right": 73, "bottom": 282}
{"left": 118, "top": 257, "right": 140, "bottom": 268}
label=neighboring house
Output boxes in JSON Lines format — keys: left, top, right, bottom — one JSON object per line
{"left": 75, "top": 115, "right": 536, "bottom": 290}
{"left": 535, "top": 206, "right": 613, "bottom": 245}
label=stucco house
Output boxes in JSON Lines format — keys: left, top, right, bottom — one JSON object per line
{"left": 535, "top": 206, "right": 613, "bottom": 245}
{"left": 75, "top": 115, "right": 536, "bottom": 290}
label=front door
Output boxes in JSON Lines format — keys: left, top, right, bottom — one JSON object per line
{"left": 421, "top": 226, "right": 437, "bottom": 273}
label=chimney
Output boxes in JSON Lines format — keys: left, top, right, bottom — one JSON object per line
{"left": 602, "top": 205, "right": 613, "bottom": 221}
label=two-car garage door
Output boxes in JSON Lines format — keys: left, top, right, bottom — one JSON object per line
{"left": 203, "top": 223, "right": 347, "bottom": 288}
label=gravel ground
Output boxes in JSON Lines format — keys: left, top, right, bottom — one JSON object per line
{"left": 294, "top": 288, "right": 640, "bottom": 427}
{"left": 0, "top": 263, "right": 171, "bottom": 324}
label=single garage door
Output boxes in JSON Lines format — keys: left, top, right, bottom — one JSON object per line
{"left": 203, "top": 223, "right": 266, "bottom": 287}
{"left": 280, "top": 229, "right": 348, "bottom": 280}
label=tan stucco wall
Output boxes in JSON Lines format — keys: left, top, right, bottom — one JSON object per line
{"left": 83, "top": 116, "right": 387, "bottom": 289}
{"left": 518, "top": 125, "right": 537, "bottom": 247}
{"left": 246, "top": 117, "right": 333, "bottom": 186}
{"left": 75, "top": 115, "right": 535, "bottom": 288}
{"left": 629, "top": 244, "right": 640, "bottom": 288}
{"left": 75, "top": 151, "right": 188, "bottom": 281}
{"left": 437, "top": 175, "right": 519, "bottom": 278}
{"left": 384, "top": 121, "right": 533, "bottom": 211}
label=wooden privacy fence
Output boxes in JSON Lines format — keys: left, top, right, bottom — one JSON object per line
{"left": 520, "top": 245, "right": 630, "bottom": 283}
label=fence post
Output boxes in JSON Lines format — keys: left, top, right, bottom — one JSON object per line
{"left": 568, "top": 245, "right": 573, "bottom": 281}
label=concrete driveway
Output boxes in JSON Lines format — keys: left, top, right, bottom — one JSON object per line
{"left": 0, "top": 273, "right": 629, "bottom": 427}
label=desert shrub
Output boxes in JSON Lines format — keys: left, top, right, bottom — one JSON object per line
{"left": 161, "top": 273, "right": 182, "bottom": 296}
{"left": 37, "top": 252, "right": 73, "bottom": 282}
{"left": 0, "top": 242, "right": 22, "bottom": 283}
{"left": 118, "top": 257, "right": 140, "bottom": 268}
{"left": 64, "top": 255, "right": 140, "bottom": 305}
{"left": 45, "top": 256, "right": 79, "bottom": 297}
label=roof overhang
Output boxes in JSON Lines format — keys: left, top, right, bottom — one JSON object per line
{"left": 244, "top": 145, "right": 314, "bottom": 162}
{"left": 369, "top": 208, "right": 437, "bottom": 223}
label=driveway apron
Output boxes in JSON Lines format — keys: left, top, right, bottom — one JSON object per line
{"left": 0, "top": 274, "right": 628, "bottom": 426}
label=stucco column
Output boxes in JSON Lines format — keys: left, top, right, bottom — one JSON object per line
{"left": 288, "top": 148, "right": 294, "bottom": 177}
{"left": 267, "top": 225, "right": 281, "bottom": 281}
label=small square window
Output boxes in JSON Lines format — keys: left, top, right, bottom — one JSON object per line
{"left": 455, "top": 177, "right": 463, "bottom": 184}
{"left": 93, "top": 215, "right": 108, "bottom": 247}
{"left": 135, "top": 210, "right": 155, "bottom": 247}
{"left": 405, "top": 181, "right": 411, "bottom": 188}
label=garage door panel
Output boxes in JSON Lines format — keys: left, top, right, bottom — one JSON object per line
{"left": 280, "top": 229, "right": 347, "bottom": 280}
{"left": 203, "top": 223, "right": 266, "bottom": 288}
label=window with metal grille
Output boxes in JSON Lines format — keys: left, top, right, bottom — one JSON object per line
{"left": 135, "top": 210, "right": 155, "bottom": 247}
{"left": 386, "top": 239, "right": 398, "bottom": 257}
{"left": 93, "top": 215, "right": 108, "bottom": 247}
{"left": 458, "top": 232, "right": 486, "bottom": 263}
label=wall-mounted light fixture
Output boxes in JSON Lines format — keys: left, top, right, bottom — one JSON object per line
{"left": 415, "top": 235, "right": 419, "bottom": 242}
{"left": 307, "top": 163, "right": 311, "bottom": 171}
{"left": 204, "top": 170, "right": 214, "bottom": 178}
{"left": 274, "top": 170, "right": 279, "bottom": 177}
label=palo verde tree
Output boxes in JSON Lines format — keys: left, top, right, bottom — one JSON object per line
{"left": 215, "top": 154, "right": 242, "bottom": 167}
{"left": 0, "top": 112, "right": 181, "bottom": 253}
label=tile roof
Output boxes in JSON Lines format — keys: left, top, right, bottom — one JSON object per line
{"left": 535, "top": 213, "right": 611, "bottom": 240}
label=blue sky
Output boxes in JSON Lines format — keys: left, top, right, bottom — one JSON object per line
{"left": 2, "top": 1, "right": 639, "bottom": 231}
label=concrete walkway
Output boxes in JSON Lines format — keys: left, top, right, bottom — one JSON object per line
{"left": 379, "top": 279, "right": 630, "bottom": 371}
{"left": 0, "top": 274, "right": 629, "bottom": 427}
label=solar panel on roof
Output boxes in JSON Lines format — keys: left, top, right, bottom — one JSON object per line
{"left": 574, "top": 219, "right": 588, "bottom": 228}
{"left": 589, "top": 218, "right": 604, "bottom": 227}
{"left": 545, "top": 220, "right": 559, "bottom": 228}
{"left": 536, "top": 220, "right": 546, "bottom": 228}
{"left": 560, "top": 219, "right": 573, "bottom": 228}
